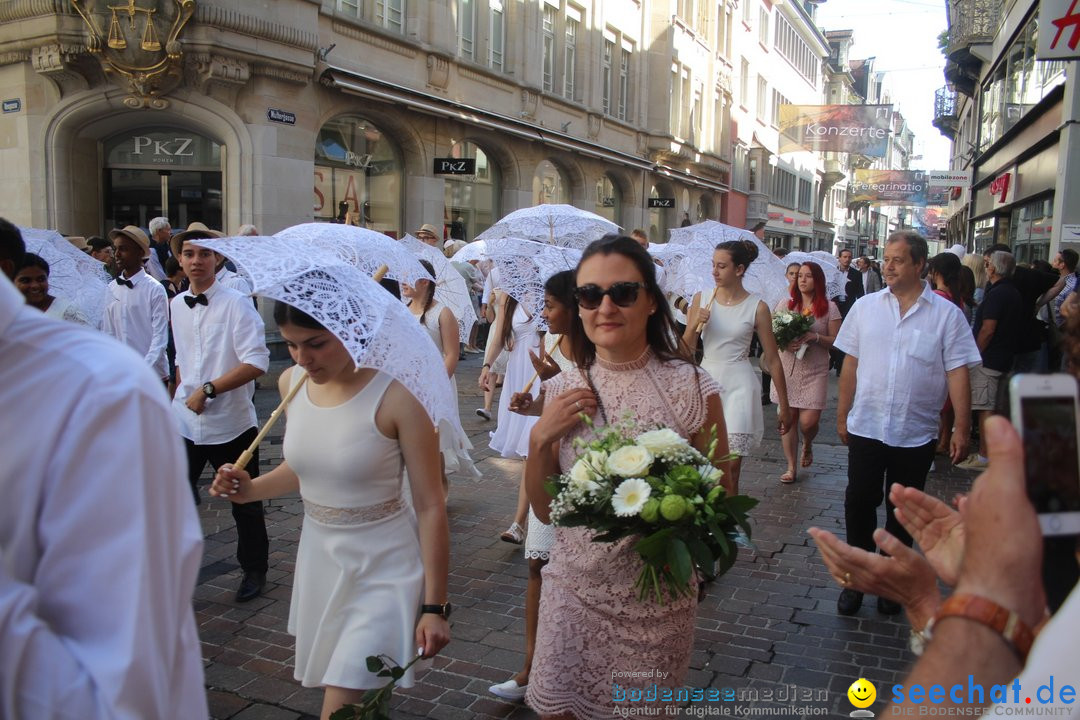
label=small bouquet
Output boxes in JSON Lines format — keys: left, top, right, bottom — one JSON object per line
{"left": 546, "top": 418, "right": 757, "bottom": 602}
{"left": 771, "top": 308, "right": 816, "bottom": 360}
{"left": 329, "top": 654, "right": 422, "bottom": 720}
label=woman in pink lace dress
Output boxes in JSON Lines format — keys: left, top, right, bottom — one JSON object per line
{"left": 769, "top": 262, "right": 841, "bottom": 484}
{"left": 524, "top": 236, "right": 729, "bottom": 719}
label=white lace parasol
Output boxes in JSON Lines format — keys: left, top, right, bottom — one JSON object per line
{"left": 400, "top": 235, "right": 478, "bottom": 343}
{"left": 450, "top": 239, "right": 487, "bottom": 264}
{"left": 666, "top": 222, "right": 790, "bottom": 309}
{"left": 649, "top": 240, "right": 715, "bottom": 303}
{"left": 19, "top": 227, "right": 111, "bottom": 328}
{"left": 188, "top": 235, "right": 339, "bottom": 290}
{"left": 193, "top": 240, "right": 459, "bottom": 428}
{"left": 482, "top": 237, "right": 580, "bottom": 325}
{"left": 274, "top": 223, "right": 433, "bottom": 288}
{"left": 475, "top": 204, "right": 618, "bottom": 249}
{"left": 783, "top": 251, "right": 847, "bottom": 300}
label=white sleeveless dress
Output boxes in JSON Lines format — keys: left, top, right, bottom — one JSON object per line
{"left": 489, "top": 304, "right": 540, "bottom": 458}
{"left": 284, "top": 369, "right": 429, "bottom": 689}
{"left": 416, "top": 301, "right": 479, "bottom": 478}
{"left": 698, "top": 293, "right": 765, "bottom": 455}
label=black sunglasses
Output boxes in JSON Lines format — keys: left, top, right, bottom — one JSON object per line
{"left": 574, "top": 282, "right": 645, "bottom": 309}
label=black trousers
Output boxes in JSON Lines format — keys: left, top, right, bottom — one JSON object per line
{"left": 844, "top": 433, "right": 936, "bottom": 554}
{"left": 185, "top": 427, "right": 269, "bottom": 573}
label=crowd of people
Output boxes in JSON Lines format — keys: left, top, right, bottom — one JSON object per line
{"left": 1, "top": 211, "right": 1077, "bottom": 720}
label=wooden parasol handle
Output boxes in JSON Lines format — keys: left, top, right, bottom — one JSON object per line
{"left": 694, "top": 287, "right": 720, "bottom": 334}
{"left": 233, "top": 371, "right": 308, "bottom": 472}
{"left": 373, "top": 264, "right": 389, "bottom": 282}
{"left": 521, "top": 334, "right": 563, "bottom": 395}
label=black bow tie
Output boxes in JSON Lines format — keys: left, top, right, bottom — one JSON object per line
{"left": 184, "top": 293, "right": 209, "bottom": 309}
{"left": 116, "top": 277, "right": 134, "bottom": 289}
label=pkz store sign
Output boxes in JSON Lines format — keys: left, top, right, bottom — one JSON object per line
{"left": 648, "top": 197, "right": 676, "bottom": 208}
{"left": 433, "top": 158, "right": 476, "bottom": 175}
{"left": 106, "top": 130, "right": 219, "bottom": 169}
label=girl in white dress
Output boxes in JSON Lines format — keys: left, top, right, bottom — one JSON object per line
{"left": 211, "top": 302, "right": 451, "bottom": 720}
{"left": 683, "top": 239, "right": 794, "bottom": 493}
{"left": 489, "top": 270, "right": 576, "bottom": 702}
{"left": 480, "top": 293, "right": 540, "bottom": 543}
{"left": 13, "top": 253, "right": 91, "bottom": 326}
{"left": 404, "top": 260, "right": 479, "bottom": 490}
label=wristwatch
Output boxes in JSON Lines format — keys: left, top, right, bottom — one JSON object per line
{"left": 421, "top": 602, "right": 452, "bottom": 619}
{"left": 202, "top": 381, "right": 217, "bottom": 399}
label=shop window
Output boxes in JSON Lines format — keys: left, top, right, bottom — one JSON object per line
{"left": 314, "top": 115, "right": 402, "bottom": 236}
{"left": 445, "top": 141, "right": 499, "bottom": 243}
{"left": 533, "top": 159, "right": 569, "bottom": 205}
{"left": 594, "top": 175, "right": 621, "bottom": 225}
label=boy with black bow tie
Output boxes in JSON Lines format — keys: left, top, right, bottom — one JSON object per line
{"left": 171, "top": 228, "right": 270, "bottom": 603}
{"left": 101, "top": 225, "right": 170, "bottom": 383}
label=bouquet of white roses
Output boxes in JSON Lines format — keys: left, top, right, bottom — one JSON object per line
{"left": 771, "top": 308, "right": 816, "bottom": 359}
{"left": 545, "top": 419, "right": 756, "bottom": 603}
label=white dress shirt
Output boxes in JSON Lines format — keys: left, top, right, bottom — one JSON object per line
{"left": 145, "top": 246, "right": 169, "bottom": 282}
{"left": 171, "top": 280, "right": 270, "bottom": 445}
{"left": 101, "top": 269, "right": 170, "bottom": 379}
{"left": 0, "top": 275, "right": 207, "bottom": 720}
{"left": 216, "top": 266, "right": 253, "bottom": 295}
{"left": 834, "top": 281, "right": 980, "bottom": 447}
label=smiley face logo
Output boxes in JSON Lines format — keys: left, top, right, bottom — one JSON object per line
{"left": 847, "top": 678, "right": 876, "bottom": 709}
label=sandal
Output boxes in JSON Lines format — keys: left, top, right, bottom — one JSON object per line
{"left": 500, "top": 522, "right": 525, "bottom": 544}
{"left": 800, "top": 444, "right": 813, "bottom": 468}
{"left": 780, "top": 470, "right": 796, "bottom": 484}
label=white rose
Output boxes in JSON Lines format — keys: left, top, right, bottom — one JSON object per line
{"left": 569, "top": 451, "right": 606, "bottom": 493}
{"left": 606, "top": 444, "right": 654, "bottom": 478}
{"left": 701, "top": 464, "right": 724, "bottom": 484}
{"left": 780, "top": 314, "right": 792, "bottom": 325}
{"left": 635, "top": 428, "right": 690, "bottom": 455}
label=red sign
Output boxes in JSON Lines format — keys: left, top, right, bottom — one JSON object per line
{"left": 768, "top": 212, "right": 783, "bottom": 219}
{"left": 783, "top": 217, "right": 794, "bottom": 224}
{"left": 990, "top": 173, "right": 1011, "bottom": 204}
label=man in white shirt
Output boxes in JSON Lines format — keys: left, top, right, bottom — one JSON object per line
{"left": 834, "top": 231, "right": 980, "bottom": 616}
{"left": 0, "top": 225, "right": 207, "bottom": 719}
{"left": 171, "top": 227, "right": 270, "bottom": 602}
{"left": 102, "top": 225, "right": 171, "bottom": 383}
{"left": 145, "top": 216, "right": 172, "bottom": 281}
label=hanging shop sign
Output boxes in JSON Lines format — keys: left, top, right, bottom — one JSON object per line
{"left": 928, "top": 170, "right": 972, "bottom": 188}
{"left": 1038, "top": 0, "right": 1080, "bottom": 60}
{"left": 433, "top": 158, "right": 477, "bottom": 175}
{"left": 778, "top": 104, "right": 893, "bottom": 157}
{"left": 648, "top": 197, "right": 676, "bottom": 208}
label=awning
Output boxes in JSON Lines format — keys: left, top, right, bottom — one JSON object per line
{"left": 320, "top": 65, "right": 655, "bottom": 173}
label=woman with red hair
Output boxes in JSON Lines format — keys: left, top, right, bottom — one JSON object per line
{"left": 771, "top": 262, "right": 842, "bottom": 483}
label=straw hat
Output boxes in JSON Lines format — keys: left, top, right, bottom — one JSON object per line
{"left": 65, "top": 235, "right": 88, "bottom": 252}
{"left": 170, "top": 221, "right": 224, "bottom": 258}
{"left": 415, "top": 223, "right": 440, "bottom": 239}
{"left": 108, "top": 226, "right": 151, "bottom": 260}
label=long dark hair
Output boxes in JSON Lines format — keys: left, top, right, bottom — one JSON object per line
{"left": 544, "top": 269, "right": 575, "bottom": 307}
{"left": 415, "top": 258, "right": 437, "bottom": 325}
{"left": 715, "top": 239, "right": 759, "bottom": 275}
{"left": 273, "top": 300, "right": 324, "bottom": 330}
{"left": 929, "top": 252, "right": 964, "bottom": 309}
{"left": 499, "top": 294, "right": 520, "bottom": 352}
{"left": 568, "top": 235, "right": 689, "bottom": 369}
{"left": 788, "top": 262, "right": 829, "bottom": 317}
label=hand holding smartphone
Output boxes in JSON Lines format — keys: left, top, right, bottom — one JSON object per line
{"left": 1009, "top": 373, "right": 1080, "bottom": 536}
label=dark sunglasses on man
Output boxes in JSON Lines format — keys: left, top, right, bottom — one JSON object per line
{"left": 574, "top": 282, "right": 645, "bottom": 310}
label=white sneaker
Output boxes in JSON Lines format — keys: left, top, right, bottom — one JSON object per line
{"left": 956, "top": 454, "right": 988, "bottom": 471}
{"left": 489, "top": 678, "right": 528, "bottom": 701}
{"left": 475, "top": 407, "right": 492, "bottom": 421}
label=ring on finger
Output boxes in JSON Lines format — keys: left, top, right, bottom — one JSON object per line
{"left": 575, "top": 400, "right": 583, "bottom": 411}
{"left": 843, "top": 571, "right": 851, "bottom": 586}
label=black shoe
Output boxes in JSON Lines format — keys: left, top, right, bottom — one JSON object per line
{"left": 761, "top": 394, "right": 773, "bottom": 406}
{"left": 877, "top": 596, "right": 902, "bottom": 615}
{"left": 837, "top": 589, "right": 864, "bottom": 616}
{"left": 235, "top": 571, "right": 266, "bottom": 603}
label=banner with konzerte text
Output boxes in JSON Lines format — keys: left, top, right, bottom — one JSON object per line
{"left": 778, "top": 104, "right": 893, "bottom": 157}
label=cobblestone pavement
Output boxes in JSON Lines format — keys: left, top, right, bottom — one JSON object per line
{"left": 196, "top": 356, "right": 976, "bottom": 719}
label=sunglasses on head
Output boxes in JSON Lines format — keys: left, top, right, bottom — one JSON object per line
{"left": 574, "top": 282, "right": 645, "bottom": 309}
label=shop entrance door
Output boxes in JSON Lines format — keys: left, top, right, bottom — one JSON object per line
{"left": 103, "top": 128, "right": 223, "bottom": 232}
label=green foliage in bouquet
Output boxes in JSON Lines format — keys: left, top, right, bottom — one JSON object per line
{"left": 544, "top": 417, "right": 758, "bottom": 603}
{"left": 328, "top": 654, "right": 422, "bottom": 720}
{"left": 771, "top": 308, "right": 815, "bottom": 352}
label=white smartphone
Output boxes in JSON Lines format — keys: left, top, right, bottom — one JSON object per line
{"left": 1009, "top": 374, "right": 1080, "bottom": 536}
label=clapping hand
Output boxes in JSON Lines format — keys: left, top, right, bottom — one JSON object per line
{"left": 891, "top": 483, "right": 965, "bottom": 586}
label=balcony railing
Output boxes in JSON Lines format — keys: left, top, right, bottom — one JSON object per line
{"left": 946, "top": 0, "right": 1001, "bottom": 57}
{"left": 933, "top": 86, "right": 960, "bottom": 140}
